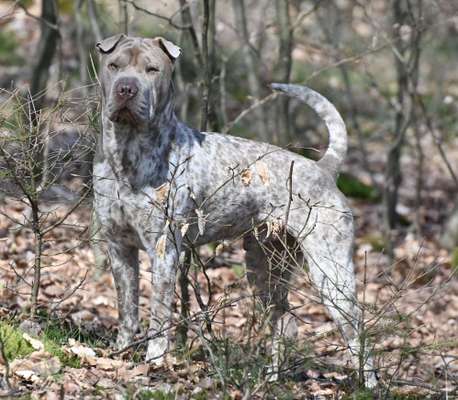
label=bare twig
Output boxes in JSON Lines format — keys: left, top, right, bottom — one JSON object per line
{"left": 223, "top": 92, "right": 279, "bottom": 133}
{"left": 123, "top": 0, "right": 192, "bottom": 30}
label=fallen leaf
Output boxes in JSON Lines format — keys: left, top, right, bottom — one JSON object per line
{"left": 196, "top": 209, "right": 205, "bottom": 236}
{"left": 93, "top": 296, "right": 109, "bottom": 306}
{"left": 14, "top": 369, "right": 37, "bottom": 382}
{"left": 240, "top": 169, "right": 252, "bottom": 186}
{"left": 43, "top": 284, "right": 65, "bottom": 297}
{"left": 11, "top": 351, "right": 61, "bottom": 382}
{"left": 120, "top": 363, "right": 149, "bottom": 380}
{"left": 215, "top": 243, "right": 224, "bottom": 256}
{"left": 155, "top": 183, "right": 170, "bottom": 205}
{"left": 255, "top": 161, "right": 270, "bottom": 186}
{"left": 67, "top": 338, "right": 96, "bottom": 358}
{"left": 266, "top": 219, "right": 282, "bottom": 238}
{"left": 180, "top": 223, "right": 189, "bottom": 237}
{"left": 22, "top": 333, "right": 44, "bottom": 351}
{"left": 96, "top": 377, "right": 116, "bottom": 389}
{"left": 95, "top": 357, "right": 124, "bottom": 370}
{"left": 155, "top": 234, "right": 167, "bottom": 260}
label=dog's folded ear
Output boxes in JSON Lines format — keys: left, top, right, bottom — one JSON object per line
{"left": 96, "top": 34, "right": 126, "bottom": 54}
{"left": 156, "top": 37, "right": 181, "bottom": 63}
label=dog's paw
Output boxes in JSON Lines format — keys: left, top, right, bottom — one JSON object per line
{"left": 116, "top": 331, "right": 133, "bottom": 350}
{"left": 364, "top": 370, "right": 379, "bottom": 389}
{"left": 266, "top": 365, "right": 279, "bottom": 382}
{"left": 146, "top": 336, "right": 168, "bottom": 365}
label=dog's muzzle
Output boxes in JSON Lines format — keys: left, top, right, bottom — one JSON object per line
{"left": 109, "top": 77, "right": 144, "bottom": 125}
{"left": 115, "top": 77, "right": 139, "bottom": 102}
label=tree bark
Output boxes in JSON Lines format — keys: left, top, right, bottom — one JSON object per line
{"left": 275, "top": 0, "right": 293, "bottom": 144}
{"left": 30, "top": 0, "right": 59, "bottom": 122}
{"left": 200, "top": 0, "right": 210, "bottom": 131}
{"left": 441, "top": 205, "right": 458, "bottom": 250}
{"left": 232, "top": 0, "right": 269, "bottom": 142}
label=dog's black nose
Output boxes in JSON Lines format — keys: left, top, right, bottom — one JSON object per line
{"left": 115, "top": 78, "right": 139, "bottom": 100}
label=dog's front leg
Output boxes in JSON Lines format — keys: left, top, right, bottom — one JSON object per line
{"left": 146, "top": 230, "right": 181, "bottom": 365}
{"left": 107, "top": 241, "right": 140, "bottom": 349}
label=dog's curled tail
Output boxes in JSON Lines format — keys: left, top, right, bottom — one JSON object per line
{"left": 271, "top": 83, "right": 347, "bottom": 179}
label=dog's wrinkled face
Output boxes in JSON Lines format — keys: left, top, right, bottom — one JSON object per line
{"left": 97, "top": 34, "right": 180, "bottom": 127}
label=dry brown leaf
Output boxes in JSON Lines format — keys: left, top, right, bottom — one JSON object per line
{"left": 215, "top": 242, "right": 224, "bottom": 256}
{"left": 155, "top": 234, "right": 167, "bottom": 260}
{"left": 120, "top": 363, "right": 149, "bottom": 380}
{"left": 14, "top": 369, "right": 37, "bottom": 382}
{"left": 196, "top": 209, "right": 206, "bottom": 235}
{"left": 67, "top": 338, "right": 96, "bottom": 358}
{"left": 266, "top": 219, "right": 282, "bottom": 239}
{"left": 43, "top": 284, "right": 65, "bottom": 297}
{"left": 22, "top": 333, "right": 44, "bottom": 351}
{"left": 155, "top": 183, "right": 170, "bottom": 205}
{"left": 96, "top": 377, "right": 116, "bottom": 389}
{"left": 255, "top": 161, "right": 270, "bottom": 186}
{"left": 92, "top": 296, "right": 109, "bottom": 306}
{"left": 240, "top": 169, "right": 252, "bottom": 186}
{"left": 11, "top": 351, "right": 61, "bottom": 382}
{"left": 94, "top": 357, "right": 125, "bottom": 370}
{"left": 180, "top": 223, "right": 189, "bottom": 237}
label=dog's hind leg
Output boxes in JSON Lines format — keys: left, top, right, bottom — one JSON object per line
{"left": 243, "top": 232, "right": 298, "bottom": 380}
{"left": 291, "top": 208, "right": 377, "bottom": 387}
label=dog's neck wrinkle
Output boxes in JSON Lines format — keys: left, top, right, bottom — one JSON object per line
{"left": 102, "top": 110, "right": 178, "bottom": 190}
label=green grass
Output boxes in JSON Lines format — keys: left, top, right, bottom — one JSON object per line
{"left": 362, "top": 233, "right": 387, "bottom": 253}
{"left": 337, "top": 173, "right": 380, "bottom": 201}
{"left": 451, "top": 247, "right": 458, "bottom": 270}
{"left": 0, "top": 31, "right": 23, "bottom": 66}
{"left": 0, "top": 320, "right": 80, "bottom": 368}
{"left": 0, "top": 322, "right": 34, "bottom": 361}
{"left": 232, "top": 263, "right": 246, "bottom": 279}
{"left": 133, "top": 390, "right": 175, "bottom": 400}
{"left": 0, "top": 316, "right": 108, "bottom": 368}
{"left": 343, "top": 392, "right": 429, "bottom": 400}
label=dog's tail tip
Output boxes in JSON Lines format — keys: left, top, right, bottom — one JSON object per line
{"left": 270, "top": 82, "right": 347, "bottom": 179}
{"left": 270, "top": 82, "right": 285, "bottom": 91}
{"left": 271, "top": 82, "right": 305, "bottom": 93}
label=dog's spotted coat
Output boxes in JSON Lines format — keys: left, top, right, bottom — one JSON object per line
{"left": 93, "top": 34, "right": 377, "bottom": 386}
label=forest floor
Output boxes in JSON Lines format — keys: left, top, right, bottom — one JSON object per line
{"left": 0, "top": 139, "right": 457, "bottom": 399}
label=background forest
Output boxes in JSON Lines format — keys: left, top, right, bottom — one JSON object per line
{"left": 0, "top": 0, "right": 457, "bottom": 399}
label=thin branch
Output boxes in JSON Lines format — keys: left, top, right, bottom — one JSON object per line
{"left": 122, "top": 0, "right": 192, "bottom": 30}
{"left": 223, "top": 92, "right": 279, "bottom": 133}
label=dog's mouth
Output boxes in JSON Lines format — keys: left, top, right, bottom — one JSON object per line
{"left": 109, "top": 106, "right": 139, "bottom": 126}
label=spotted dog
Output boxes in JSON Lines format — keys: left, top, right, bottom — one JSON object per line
{"left": 93, "top": 34, "right": 377, "bottom": 387}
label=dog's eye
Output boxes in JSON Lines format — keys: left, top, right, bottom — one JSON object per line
{"left": 108, "top": 63, "right": 119, "bottom": 71}
{"left": 146, "top": 66, "right": 159, "bottom": 74}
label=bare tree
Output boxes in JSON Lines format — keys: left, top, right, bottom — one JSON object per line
{"left": 383, "top": 0, "right": 423, "bottom": 253}
{"left": 232, "top": 0, "right": 270, "bottom": 142}
{"left": 30, "top": 0, "right": 59, "bottom": 123}
{"left": 200, "top": 0, "right": 211, "bottom": 131}
{"left": 275, "top": 0, "right": 293, "bottom": 143}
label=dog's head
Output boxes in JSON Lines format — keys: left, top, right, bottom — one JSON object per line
{"left": 96, "top": 34, "right": 181, "bottom": 128}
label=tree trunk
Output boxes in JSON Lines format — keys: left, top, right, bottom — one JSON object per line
{"left": 30, "top": 0, "right": 59, "bottom": 121}
{"left": 275, "top": 0, "right": 293, "bottom": 144}
{"left": 232, "top": 0, "right": 269, "bottom": 142}
{"left": 383, "top": 1, "right": 410, "bottom": 231}
{"left": 383, "top": 0, "right": 422, "bottom": 254}
{"left": 441, "top": 205, "right": 458, "bottom": 250}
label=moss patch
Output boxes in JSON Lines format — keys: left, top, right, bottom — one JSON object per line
{"left": 0, "top": 31, "right": 23, "bottom": 66}
{"left": 451, "top": 247, "right": 458, "bottom": 270}
{"left": 337, "top": 172, "right": 380, "bottom": 201}
{"left": 0, "top": 322, "right": 34, "bottom": 361}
